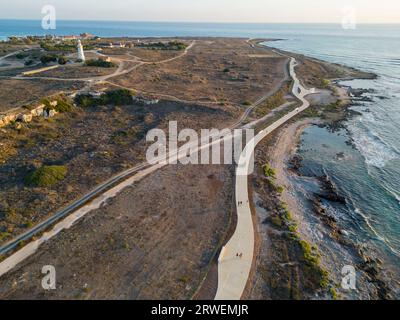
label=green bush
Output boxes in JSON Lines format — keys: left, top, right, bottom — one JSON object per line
{"left": 255, "top": 90, "right": 285, "bottom": 116}
{"left": 74, "top": 94, "right": 98, "bottom": 108}
{"left": 276, "top": 186, "right": 285, "bottom": 194}
{"left": 55, "top": 99, "right": 73, "bottom": 112}
{"left": 263, "top": 164, "right": 276, "bottom": 179}
{"left": 137, "top": 41, "right": 188, "bottom": 51}
{"left": 58, "top": 56, "right": 68, "bottom": 65}
{"left": 40, "top": 41, "right": 76, "bottom": 52}
{"left": 85, "top": 59, "right": 116, "bottom": 68}
{"left": 103, "top": 89, "right": 133, "bottom": 105}
{"left": 299, "top": 240, "right": 320, "bottom": 265}
{"left": 25, "top": 165, "right": 68, "bottom": 187}
{"left": 40, "top": 54, "right": 57, "bottom": 64}
{"left": 0, "top": 232, "right": 11, "bottom": 242}
{"left": 75, "top": 89, "right": 134, "bottom": 107}
{"left": 330, "top": 287, "right": 338, "bottom": 300}
{"left": 271, "top": 215, "right": 283, "bottom": 227}
{"left": 41, "top": 97, "right": 73, "bottom": 113}
{"left": 321, "top": 79, "right": 330, "bottom": 88}
{"left": 15, "top": 52, "right": 28, "bottom": 59}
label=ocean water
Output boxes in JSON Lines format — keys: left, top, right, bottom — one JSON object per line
{"left": 1, "top": 21, "right": 399, "bottom": 287}
{"left": 265, "top": 26, "right": 400, "bottom": 276}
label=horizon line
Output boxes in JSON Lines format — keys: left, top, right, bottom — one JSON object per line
{"left": 1, "top": 18, "right": 400, "bottom": 25}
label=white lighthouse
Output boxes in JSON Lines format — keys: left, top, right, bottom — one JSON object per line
{"left": 77, "top": 39, "right": 85, "bottom": 62}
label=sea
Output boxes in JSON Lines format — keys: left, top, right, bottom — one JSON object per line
{"left": 1, "top": 20, "right": 399, "bottom": 294}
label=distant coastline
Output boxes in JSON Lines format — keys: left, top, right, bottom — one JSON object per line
{"left": 2, "top": 20, "right": 400, "bottom": 41}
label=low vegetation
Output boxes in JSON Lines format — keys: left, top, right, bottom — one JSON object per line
{"left": 40, "top": 40, "right": 94, "bottom": 53}
{"left": 85, "top": 59, "right": 116, "bottom": 68}
{"left": 278, "top": 202, "right": 330, "bottom": 290}
{"left": 58, "top": 56, "right": 68, "bottom": 65}
{"left": 254, "top": 90, "right": 285, "bottom": 117}
{"left": 137, "top": 41, "right": 188, "bottom": 51}
{"left": 15, "top": 52, "right": 29, "bottom": 59}
{"left": 258, "top": 158, "right": 332, "bottom": 298}
{"left": 263, "top": 164, "right": 277, "bottom": 179}
{"left": 25, "top": 165, "right": 68, "bottom": 187}
{"left": 41, "top": 97, "right": 74, "bottom": 113}
{"left": 40, "top": 54, "right": 58, "bottom": 64}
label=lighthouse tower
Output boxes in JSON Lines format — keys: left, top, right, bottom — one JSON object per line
{"left": 77, "top": 39, "right": 85, "bottom": 62}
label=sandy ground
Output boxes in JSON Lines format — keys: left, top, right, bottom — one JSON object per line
{"left": 246, "top": 119, "right": 323, "bottom": 300}
{"left": 0, "top": 79, "right": 82, "bottom": 113}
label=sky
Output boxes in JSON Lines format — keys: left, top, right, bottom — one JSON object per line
{"left": 0, "top": 0, "right": 399, "bottom": 23}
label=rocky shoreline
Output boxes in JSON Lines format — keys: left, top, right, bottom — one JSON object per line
{"left": 280, "top": 82, "right": 396, "bottom": 299}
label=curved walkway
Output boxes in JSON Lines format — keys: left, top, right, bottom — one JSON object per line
{"left": 215, "top": 57, "right": 316, "bottom": 300}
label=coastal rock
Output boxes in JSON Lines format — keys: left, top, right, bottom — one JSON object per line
{"left": 377, "top": 95, "right": 389, "bottom": 100}
{"left": 316, "top": 175, "right": 346, "bottom": 204}
{"left": 350, "top": 88, "right": 375, "bottom": 97}
{"left": 335, "top": 152, "right": 345, "bottom": 160}
{"left": 288, "top": 155, "right": 303, "bottom": 172}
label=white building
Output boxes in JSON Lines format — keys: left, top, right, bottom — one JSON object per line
{"left": 77, "top": 40, "right": 85, "bottom": 62}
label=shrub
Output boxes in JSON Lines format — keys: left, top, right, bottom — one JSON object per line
{"left": 24, "top": 59, "right": 34, "bottom": 66}
{"left": 103, "top": 89, "right": 133, "bottom": 105}
{"left": 321, "top": 79, "right": 330, "bottom": 88}
{"left": 85, "top": 59, "right": 116, "bottom": 68}
{"left": 255, "top": 90, "right": 285, "bottom": 116}
{"left": 75, "top": 89, "right": 134, "bottom": 107}
{"left": 242, "top": 101, "right": 252, "bottom": 106}
{"left": 288, "top": 224, "right": 298, "bottom": 233}
{"left": 271, "top": 215, "right": 283, "bottom": 227}
{"left": 54, "top": 98, "right": 73, "bottom": 112}
{"left": 74, "top": 94, "right": 98, "bottom": 108}
{"left": 330, "top": 287, "right": 338, "bottom": 300}
{"left": 137, "top": 41, "right": 188, "bottom": 51}
{"left": 40, "top": 54, "right": 57, "bottom": 64}
{"left": 0, "top": 232, "right": 11, "bottom": 242}
{"left": 299, "top": 240, "right": 320, "bottom": 265}
{"left": 41, "top": 97, "right": 73, "bottom": 113}
{"left": 16, "top": 52, "right": 28, "bottom": 59}
{"left": 263, "top": 164, "right": 276, "bottom": 179}
{"left": 25, "top": 165, "right": 68, "bottom": 187}
{"left": 58, "top": 56, "right": 68, "bottom": 65}
{"left": 40, "top": 41, "right": 76, "bottom": 52}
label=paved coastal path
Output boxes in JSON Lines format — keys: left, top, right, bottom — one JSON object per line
{"left": 215, "top": 57, "right": 316, "bottom": 300}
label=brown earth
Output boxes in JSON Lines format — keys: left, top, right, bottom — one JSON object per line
{"left": 0, "top": 37, "right": 364, "bottom": 300}
{"left": 0, "top": 79, "right": 83, "bottom": 113}
{"left": 0, "top": 100, "right": 234, "bottom": 247}
{"left": 0, "top": 164, "right": 234, "bottom": 299}
{"left": 110, "top": 38, "right": 288, "bottom": 105}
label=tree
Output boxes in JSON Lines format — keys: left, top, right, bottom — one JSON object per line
{"left": 40, "top": 54, "right": 57, "bottom": 64}
{"left": 58, "top": 56, "right": 68, "bottom": 65}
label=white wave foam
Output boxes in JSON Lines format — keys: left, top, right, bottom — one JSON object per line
{"left": 349, "top": 118, "right": 398, "bottom": 168}
{"left": 354, "top": 207, "right": 400, "bottom": 258}
{"left": 387, "top": 189, "right": 400, "bottom": 206}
